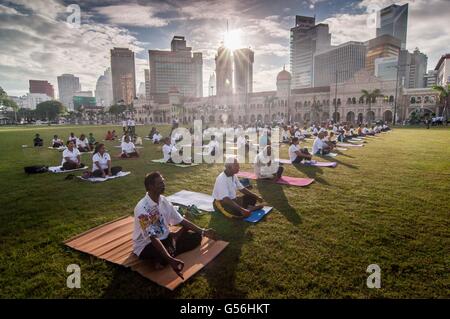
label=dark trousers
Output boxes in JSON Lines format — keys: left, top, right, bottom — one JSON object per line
{"left": 78, "top": 147, "right": 90, "bottom": 153}
{"left": 292, "top": 149, "right": 311, "bottom": 163}
{"left": 215, "top": 194, "right": 257, "bottom": 217}
{"left": 52, "top": 143, "right": 63, "bottom": 148}
{"left": 139, "top": 228, "right": 202, "bottom": 265}
{"left": 62, "top": 162, "right": 84, "bottom": 170}
{"left": 92, "top": 166, "right": 122, "bottom": 177}
{"left": 121, "top": 152, "right": 139, "bottom": 158}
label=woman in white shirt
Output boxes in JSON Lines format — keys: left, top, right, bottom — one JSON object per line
{"left": 121, "top": 136, "right": 139, "bottom": 158}
{"left": 62, "top": 140, "right": 84, "bottom": 170}
{"left": 152, "top": 131, "right": 162, "bottom": 144}
{"left": 76, "top": 134, "right": 90, "bottom": 152}
{"left": 52, "top": 135, "right": 64, "bottom": 148}
{"left": 254, "top": 145, "right": 283, "bottom": 181}
{"left": 288, "top": 137, "right": 312, "bottom": 164}
{"left": 92, "top": 143, "right": 122, "bottom": 178}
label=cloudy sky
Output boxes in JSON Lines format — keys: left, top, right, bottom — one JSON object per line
{"left": 0, "top": 0, "right": 449, "bottom": 98}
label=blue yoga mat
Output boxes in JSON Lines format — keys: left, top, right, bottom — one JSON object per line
{"left": 245, "top": 206, "right": 273, "bottom": 223}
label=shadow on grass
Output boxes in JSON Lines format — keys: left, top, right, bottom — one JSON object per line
{"left": 292, "top": 164, "right": 330, "bottom": 186}
{"left": 256, "top": 179, "right": 301, "bottom": 225}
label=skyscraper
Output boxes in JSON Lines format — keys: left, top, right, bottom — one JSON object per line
{"left": 57, "top": 74, "right": 80, "bottom": 110}
{"left": 365, "top": 34, "right": 401, "bottom": 75}
{"left": 234, "top": 48, "right": 254, "bottom": 94}
{"left": 95, "top": 68, "right": 113, "bottom": 107}
{"left": 149, "top": 36, "right": 203, "bottom": 103}
{"left": 376, "top": 3, "right": 409, "bottom": 50}
{"left": 408, "top": 48, "right": 428, "bottom": 88}
{"left": 29, "top": 80, "right": 54, "bottom": 99}
{"left": 215, "top": 45, "right": 233, "bottom": 96}
{"left": 313, "top": 41, "right": 366, "bottom": 87}
{"left": 290, "top": 15, "right": 331, "bottom": 89}
{"left": 144, "top": 69, "right": 151, "bottom": 101}
{"left": 110, "top": 48, "right": 136, "bottom": 105}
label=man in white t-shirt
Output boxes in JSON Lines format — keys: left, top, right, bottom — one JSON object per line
{"left": 212, "top": 159, "right": 264, "bottom": 218}
{"left": 162, "top": 137, "right": 173, "bottom": 162}
{"left": 254, "top": 145, "right": 283, "bottom": 180}
{"left": 152, "top": 131, "right": 162, "bottom": 144}
{"left": 76, "top": 134, "right": 90, "bottom": 152}
{"left": 288, "top": 137, "right": 312, "bottom": 164}
{"left": 133, "top": 172, "right": 217, "bottom": 278}
{"left": 121, "top": 136, "right": 139, "bottom": 158}
{"left": 312, "top": 132, "right": 331, "bottom": 155}
{"left": 61, "top": 140, "right": 84, "bottom": 170}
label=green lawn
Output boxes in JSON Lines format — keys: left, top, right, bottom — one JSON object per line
{"left": 0, "top": 125, "right": 449, "bottom": 298}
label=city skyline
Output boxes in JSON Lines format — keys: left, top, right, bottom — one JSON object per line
{"left": 0, "top": 0, "right": 449, "bottom": 98}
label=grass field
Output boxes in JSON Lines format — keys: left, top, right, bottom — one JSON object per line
{"left": 0, "top": 124, "right": 449, "bottom": 298}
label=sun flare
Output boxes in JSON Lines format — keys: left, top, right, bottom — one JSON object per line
{"left": 223, "top": 29, "right": 243, "bottom": 51}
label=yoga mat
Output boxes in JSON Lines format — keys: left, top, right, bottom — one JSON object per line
{"left": 151, "top": 159, "right": 200, "bottom": 168}
{"left": 277, "top": 159, "right": 337, "bottom": 168}
{"left": 166, "top": 190, "right": 214, "bottom": 212}
{"left": 48, "top": 146, "right": 66, "bottom": 151}
{"left": 64, "top": 216, "right": 228, "bottom": 290}
{"left": 114, "top": 146, "right": 144, "bottom": 149}
{"left": 336, "top": 147, "right": 347, "bottom": 151}
{"left": 48, "top": 166, "right": 88, "bottom": 173}
{"left": 115, "top": 154, "right": 139, "bottom": 160}
{"left": 77, "top": 171, "right": 130, "bottom": 183}
{"left": 236, "top": 172, "right": 314, "bottom": 187}
{"left": 245, "top": 206, "right": 273, "bottom": 223}
{"left": 337, "top": 143, "right": 364, "bottom": 148}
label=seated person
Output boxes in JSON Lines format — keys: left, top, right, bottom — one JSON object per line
{"left": 312, "top": 132, "right": 332, "bottom": 155}
{"left": 294, "top": 129, "right": 304, "bottom": 140}
{"left": 357, "top": 125, "right": 365, "bottom": 136}
{"left": 281, "top": 127, "right": 291, "bottom": 143}
{"left": 162, "top": 137, "right": 173, "bottom": 163}
{"left": 51, "top": 135, "right": 63, "bottom": 148}
{"left": 87, "top": 133, "right": 96, "bottom": 150}
{"left": 301, "top": 127, "right": 311, "bottom": 138}
{"left": 254, "top": 145, "right": 283, "bottom": 181}
{"left": 212, "top": 159, "right": 264, "bottom": 219}
{"left": 111, "top": 130, "right": 117, "bottom": 140}
{"left": 76, "top": 134, "right": 90, "bottom": 153}
{"left": 148, "top": 127, "right": 156, "bottom": 140}
{"left": 33, "top": 133, "right": 43, "bottom": 147}
{"left": 134, "top": 136, "right": 143, "bottom": 146}
{"left": 68, "top": 132, "right": 77, "bottom": 145}
{"left": 322, "top": 131, "right": 336, "bottom": 149}
{"left": 121, "top": 133, "right": 130, "bottom": 143}
{"left": 61, "top": 140, "right": 84, "bottom": 170}
{"left": 121, "top": 136, "right": 139, "bottom": 158}
{"left": 133, "top": 171, "right": 217, "bottom": 277}
{"left": 152, "top": 131, "right": 162, "bottom": 144}
{"left": 105, "top": 130, "right": 113, "bottom": 141}
{"left": 206, "top": 135, "right": 219, "bottom": 156}
{"left": 91, "top": 143, "right": 122, "bottom": 178}
{"left": 288, "top": 137, "right": 312, "bottom": 164}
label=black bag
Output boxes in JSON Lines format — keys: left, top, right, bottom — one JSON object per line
{"left": 24, "top": 165, "right": 48, "bottom": 174}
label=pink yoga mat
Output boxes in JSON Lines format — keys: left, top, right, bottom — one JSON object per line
{"left": 237, "top": 172, "right": 314, "bottom": 187}
{"left": 277, "top": 159, "right": 337, "bottom": 168}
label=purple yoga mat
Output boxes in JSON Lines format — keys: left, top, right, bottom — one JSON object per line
{"left": 277, "top": 159, "right": 337, "bottom": 168}
{"left": 237, "top": 172, "right": 314, "bottom": 187}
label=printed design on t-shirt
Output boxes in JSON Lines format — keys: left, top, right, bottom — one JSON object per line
{"left": 137, "top": 204, "right": 167, "bottom": 238}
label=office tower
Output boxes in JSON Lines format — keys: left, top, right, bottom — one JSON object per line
{"left": 313, "top": 41, "right": 366, "bottom": 87}
{"left": 365, "top": 34, "right": 401, "bottom": 75}
{"left": 149, "top": 36, "right": 203, "bottom": 103}
{"left": 374, "top": 56, "right": 398, "bottom": 80}
{"left": 110, "top": 48, "right": 136, "bottom": 105}
{"left": 95, "top": 68, "right": 113, "bottom": 107}
{"left": 376, "top": 3, "right": 408, "bottom": 50}
{"left": 434, "top": 53, "right": 450, "bottom": 86}
{"left": 57, "top": 74, "right": 80, "bottom": 110}
{"left": 215, "top": 45, "right": 233, "bottom": 96}
{"left": 234, "top": 48, "right": 254, "bottom": 94}
{"left": 29, "top": 80, "right": 54, "bottom": 99}
{"left": 408, "top": 49, "right": 428, "bottom": 88}
{"left": 144, "top": 69, "right": 151, "bottom": 101}
{"left": 290, "top": 15, "right": 331, "bottom": 89}
{"left": 424, "top": 70, "right": 438, "bottom": 88}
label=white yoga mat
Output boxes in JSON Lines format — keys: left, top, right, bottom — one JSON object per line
{"left": 77, "top": 171, "right": 131, "bottom": 183}
{"left": 48, "top": 146, "right": 66, "bottom": 151}
{"left": 48, "top": 166, "right": 89, "bottom": 173}
{"left": 166, "top": 190, "right": 214, "bottom": 212}
{"left": 114, "top": 146, "right": 143, "bottom": 149}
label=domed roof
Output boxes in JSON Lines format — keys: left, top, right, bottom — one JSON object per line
{"left": 277, "top": 66, "right": 291, "bottom": 81}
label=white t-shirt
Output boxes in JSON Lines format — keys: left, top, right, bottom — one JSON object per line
{"left": 254, "top": 149, "right": 278, "bottom": 178}
{"left": 363, "top": 127, "right": 369, "bottom": 134}
{"left": 62, "top": 148, "right": 81, "bottom": 165}
{"left": 294, "top": 131, "right": 303, "bottom": 139}
{"left": 77, "top": 138, "right": 89, "bottom": 148}
{"left": 92, "top": 152, "right": 111, "bottom": 171}
{"left": 130, "top": 120, "right": 135, "bottom": 127}
{"left": 52, "top": 138, "right": 62, "bottom": 145}
{"left": 312, "top": 137, "right": 324, "bottom": 155}
{"left": 212, "top": 172, "right": 244, "bottom": 200}
{"left": 288, "top": 144, "right": 300, "bottom": 162}
{"left": 68, "top": 135, "right": 77, "bottom": 143}
{"left": 152, "top": 133, "right": 162, "bottom": 143}
{"left": 162, "top": 144, "right": 172, "bottom": 161}
{"left": 133, "top": 194, "right": 184, "bottom": 256}
{"left": 121, "top": 141, "right": 136, "bottom": 154}
{"left": 122, "top": 120, "right": 127, "bottom": 127}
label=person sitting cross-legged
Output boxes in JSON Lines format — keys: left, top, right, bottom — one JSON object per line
{"left": 33, "top": 133, "right": 43, "bottom": 147}
{"left": 133, "top": 171, "right": 217, "bottom": 278}
{"left": 289, "top": 137, "right": 312, "bottom": 164}
{"left": 87, "top": 133, "right": 97, "bottom": 151}
{"left": 91, "top": 143, "right": 122, "bottom": 178}
{"left": 51, "top": 135, "right": 64, "bottom": 148}
{"left": 212, "top": 158, "right": 264, "bottom": 219}
{"left": 312, "top": 131, "right": 332, "bottom": 156}
{"left": 76, "top": 134, "right": 90, "bottom": 153}
{"left": 254, "top": 145, "right": 284, "bottom": 181}
{"left": 121, "top": 135, "right": 139, "bottom": 158}
{"left": 61, "top": 140, "right": 85, "bottom": 170}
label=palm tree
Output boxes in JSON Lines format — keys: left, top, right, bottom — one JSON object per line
{"left": 360, "top": 89, "right": 383, "bottom": 124}
{"left": 432, "top": 84, "right": 449, "bottom": 126}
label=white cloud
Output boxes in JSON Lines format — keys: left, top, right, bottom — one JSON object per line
{"left": 94, "top": 4, "right": 169, "bottom": 27}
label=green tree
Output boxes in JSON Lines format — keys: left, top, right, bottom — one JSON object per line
{"left": 0, "top": 87, "right": 19, "bottom": 122}
{"left": 432, "top": 84, "right": 449, "bottom": 125}
{"left": 35, "top": 100, "right": 65, "bottom": 121}
{"left": 108, "top": 104, "right": 126, "bottom": 122}
{"left": 360, "top": 89, "right": 383, "bottom": 124}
